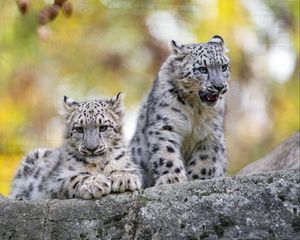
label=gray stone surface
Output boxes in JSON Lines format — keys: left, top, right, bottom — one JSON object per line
{"left": 238, "top": 131, "right": 300, "bottom": 175}
{"left": 0, "top": 193, "right": 6, "bottom": 200}
{"left": 1, "top": 170, "right": 299, "bottom": 240}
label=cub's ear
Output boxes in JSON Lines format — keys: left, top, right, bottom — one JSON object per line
{"left": 63, "top": 96, "right": 79, "bottom": 111}
{"left": 109, "top": 92, "right": 124, "bottom": 117}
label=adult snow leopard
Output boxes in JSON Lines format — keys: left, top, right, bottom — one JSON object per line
{"left": 130, "top": 35, "right": 230, "bottom": 186}
{"left": 10, "top": 93, "right": 141, "bottom": 200}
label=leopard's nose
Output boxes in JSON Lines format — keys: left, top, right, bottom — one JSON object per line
{"left": 86, "top": 146, "right": 98, "bottom": 154}
{"left": 213, "top": 84, "right": 227, "bottom": 93}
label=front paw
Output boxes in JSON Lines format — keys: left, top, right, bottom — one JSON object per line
{"left": 110, "top": 172, "right": 142, "bottom": 193}
{"left": 77, "top": 175, "right": 111, "bottom": 199}
{"left": 155, "top": 173, "right": 187, "bottom": 186}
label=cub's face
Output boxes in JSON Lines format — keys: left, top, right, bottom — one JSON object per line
{"left": 63, "top": 93, "right": 124, "bottom": 160}
{"left": 171, "top": 36, "right": 230, "bottom": 106}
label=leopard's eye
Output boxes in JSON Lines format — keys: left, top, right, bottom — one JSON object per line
{"left": 99, "top": 125, "right": 108, "bottom": 132}
{"left": 222, "top": 64, "right": 228, "bottom": 72}
{"left": 199, "top": 67, "right": 208, "bottom": 74}
{"left": 75, "top": 127, "right": 84, "bottom": 133}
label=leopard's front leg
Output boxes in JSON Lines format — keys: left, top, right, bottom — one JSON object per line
{"left": 106, "top": 151, "right": 142, "bottom": 193}
{"left": 58, "top": 173, "right": 111, "bottom": 199}
{"left": 146, "top": 126, "right": 187, "bottom": 186}
{"left": 186, "top": 136, "right": 227, "bottom": 181}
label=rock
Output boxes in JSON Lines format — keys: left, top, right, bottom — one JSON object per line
{"left": 238, "top": 131, "right": 300, "bottom": 175}
{"left": 0, "top": 194, "right": 6, "bottom": 200}
{"left": 0, "top": 170, "right": 299, "bottom": 239}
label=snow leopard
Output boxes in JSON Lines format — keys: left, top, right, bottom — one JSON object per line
{"left": 10, "top": 93, "right": 141, "bottom": 200}
{"left": 130, "top": 35, "right": 230, "bottom": 187}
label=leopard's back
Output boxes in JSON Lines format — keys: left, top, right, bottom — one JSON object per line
{"left": 9, "top": 148, "right": 58, "bottom": 200}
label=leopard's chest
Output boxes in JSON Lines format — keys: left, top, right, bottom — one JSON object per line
{"left": 63, "top": 158, "right": 107, "bottom": 176}
{"left": 181, "top": 110, "right": 213, "bottom": 161}
{"left": 85, "top": 163, "right": 104, "bottom": 173}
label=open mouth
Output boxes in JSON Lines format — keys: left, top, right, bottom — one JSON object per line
{"left": 200, "top": 92, "right": 219, "bottom": 104}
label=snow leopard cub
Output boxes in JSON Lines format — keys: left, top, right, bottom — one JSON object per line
{"left": 10, "top": 93, "right": 141, "bottom": 200}
{"left": 130, "top": 36, "right": 230, "bottom": 187}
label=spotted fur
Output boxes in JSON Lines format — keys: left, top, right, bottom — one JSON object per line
{"left": 130, "top": 36, "right": 230, "bottom": 186}
{"left": 10, "top": 94, "right": 141, "bottom": 200}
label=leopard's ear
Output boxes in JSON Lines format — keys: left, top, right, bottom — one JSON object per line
{"left": 209, "top": 35, "right": 224, "bottom": 45}
{"left": 63, "top": 96, "right": 79, "bottom": 111}
{"left": 208, "top": 35, "right": 228, "bottom": 52}
{"left": 170, "top": 40, "right": 191, "bottom": 57}
{"left": 109, "top": 92, "right": 124, "bottom": 117}
{"left": 171, "top": 40, "right": 184, "bottom": 55}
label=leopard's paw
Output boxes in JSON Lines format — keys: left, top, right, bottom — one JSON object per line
{"left": 110, "top": 172, "right": 142, "bottom": 193}
{"left": 77, "top": 175, "right": 111, "bottom": 199}
{"left": 155, "top": 173, "right": 187, "bottom": 186}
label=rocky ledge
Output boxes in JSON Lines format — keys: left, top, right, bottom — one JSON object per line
{"left": 0, "top": 169, "right": 299, "bottom": 240}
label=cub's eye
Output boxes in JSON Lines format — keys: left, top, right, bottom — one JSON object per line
{"left": 75, "top": 127, "right": 84, "bottom": 133}
{"left": 222, "top": 64, "right": 228, "bottom": 72}
{"left": 199, "top": 67, "right": 208, "bottom": 74}
{"left": 99, "top": 125, "right": 108, "bottom": 132}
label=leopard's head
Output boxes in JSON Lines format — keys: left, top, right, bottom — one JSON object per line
{"left": 169, "top": 35, "right": 230, "bottom": 106}
{"left": 63, "top": 93, "right": 124, "bottom": 161}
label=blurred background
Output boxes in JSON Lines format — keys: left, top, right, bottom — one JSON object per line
{"left": 0, "top": 0, "right": 299, "bottom": 196}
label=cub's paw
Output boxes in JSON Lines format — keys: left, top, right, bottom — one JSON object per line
{"left": 155, "top": 173, "right": 187, "bottom": 186}
{"left": 77, "top": 175, "right": 111, "bottom": 199}
{"left": 110, "top": 172, "right": 142, "bottom": 193}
